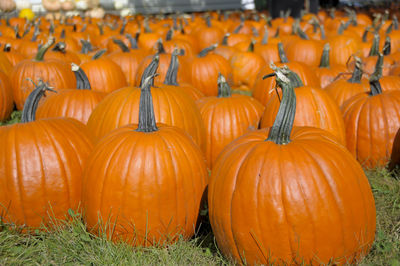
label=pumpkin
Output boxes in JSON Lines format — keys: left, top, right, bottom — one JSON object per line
{"left": 1, "top": 44, "right": 26, "bottom": 66}
{"left": 253, "top": 27, "right": 280, "bottom": 64}
{"left": 0, "top": 49, "right": 13, "bottom": 75}
{"left": 36, "top": 64, "right": 105, "bottom": 124}
{"left": 361, "top": 34, "right": 395, "bottom": 76}
{"left": 10, "top": 37, "right": 77, "bottom": 110}
{"left": 0, "top": 0, "right": 16, "bottom": 12}
{"left": 229, "top": 41, "right": 266, "bottom": 92}
{"left": 44, "top": 42, "right": 81, "bottom": 65}
{"left": 0, "top": 71, "right": 13, "bottom": 121}
{"left": 260, "top": 69, "right": 347, "bottom": 145}
{"left": 0, "top": 81, "right": 93, "bottom": 228}
{"left": 342, "top": 53, "right": 400, "bottom": 168}
{"left": 196, "top": 74, "right": 263, "bottom": 167}
{"left": 82, "top": 74, "right": 207, "bottom": 246}
{"left": 195, "top": 16, "right": 224, "bottom": 51}
{"left": 87, "top": 55, "right": 206, "bottom": 150}
{"left": 325, "top": 56, "right": 369, "bottom": 108}
{"left": 315, "top": 43, "right": 347, "bottom": 88}
{"left": 107, "top": 36, "right": 148, "bottom": 87}
{"left": 213, "top": 33, "right": 239, "bottom": 61}
{"left": 328, "top": 24, "right": 360, "bottom": 66}
{"left": 208, "top": 65, "right": 376, "bottom": 265}
{"left": 80, "top": 50, "right": 128, "bottom": 93}
{"left": 191, "top": 44, "right": 232, "bottom": 96}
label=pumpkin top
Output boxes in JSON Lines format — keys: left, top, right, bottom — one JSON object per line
{"left": 265, "top": 65, "right": 296, "bottom": 145}
{"left": 319, "top": 43, "right": 330, "bottom": 68}
{"left": 72, "top": 63, "right": 91, "bottom": 90}
{"left": 348, "top": 56, "right": 363, "bottom": 84}
{"left": 198, "top": 44, "right": 218, "bottom": 58}
{"left": 21, "top": 81, "right": 56, "bottom": 123}
{"left": 136, "top": 74, "right": 158, "bottom": 133}
{"left": 35, "top": 36, "right": 55, "bottom": 61}
{"left": 217, "top": 73, "right": 232, "bottom": 98}
{"left": 369, "top": 34, "right": 380, "bottom": 57}
{"left": 369, "top": 53, "right": 383, "bottom": 96}
{"left": 140, "top": 54, "right": 159, "bottom": 87}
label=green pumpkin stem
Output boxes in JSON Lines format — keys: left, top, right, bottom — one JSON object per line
{"left": 261, "top": 26, "right": 269, "bottom": 45}
{"left": 92, "top": 49, "right": 107, "bottom": 60}
{"left": 320, "top": 24, "right": 326, "bottom": 40}
{"left": 369, "top": 34, "right": 380, "bottom": 56}
{"left": 348, "top": 56, "right": 363, "bottom": 83}
{"left": 80, "top": 39, "right": 93, "bottom": 54}
{"left": 362, "top": 27, "right": 371, "bottom": 43}
{"left": 221, "top": 33, "right": 230, "bottom": 45}
{"left": 217, "top": 73, "right": 232, "bottom": 98}
{"left": 297, "top": 27, "right": 309, "bottom": 40}
{"left": 233, "top": 21, "right": 243, "bottom": 34}
{"left": 198, "top": 44, "right": 218, "bottom": 57}
{"left": 140, "top": 54, "right": 159, "bottom": 87}
{"left": 136, "top": 74, "right": 159, "bottom": 133}
{"left": 35, "top": 37, "right": 55, "bottom": 61}
{"left": 383, "top": 36, "right": 391, "bottom": 55}
{"left": 21, "top": 80, "right": 57, "bottom": 123}
{"left": 120, "top": 19, "right": 127, "bottom": 35}
{"left": 393, "top": 15, "right": 399, "bottom": 30}
{"left": 126, "top": 33, "right": 139, "bottom": 49}
{"left": 369, "top": 53, "right": 383, "bottom": 96}
{"left": 164, "top": 49, "right": 179, "bottom": 86}
{"left": 113, "top": 39, "right": 130, "bottom": 52}
{"left": 266, "top": 65, "right": 296, "bottom": 145}
{"left": 72, "top": 63, "right": 91, "bottom": 90}
{"left": 386, "top": 22, "right": 394, "bottom": 34}
{"left": 319, "top": 43, "right": 330, "bottom": 68}
{"left": 278, "top": 42, "right": 289, "bottom": 63}
{"left": 247, "top": 40, "right": 255, "bottom": 52}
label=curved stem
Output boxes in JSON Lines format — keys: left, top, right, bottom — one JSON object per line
{"left": 35, "top": 37, "right": 55, "bottom": 61}
{"left": 136, "top": 74, "right": 159, "bottom": 133}
{"left": 120, "top": 19, "right": 127, "bottom": 35}
{"left": 383, "top": 36, "right": 391, "bottom": 55}
{"left": 217, "top": 73, "right": 231, "bottom": 98}
{"left": 72, "top": 63, "right": 91, "bottom": 90}
{"left": 278, "top": 42, "right": 288, "bottom": 63}
{"left": 297, "top": 27, "right": 309, "bottom": 40}
{"left": 126, "top": 33, "right": 139, "bottom": 49}
{"left": 348, "top": 56, "right": 363, "bottom": 83}
{"left": 221, "top": 33, "right": 230, "bottom": 45}
{"left": 233, "top": 21, "right": 243, "bottom": 34}
{"left": 113, "top": 39, "right": 130, "bottom": 53}
{"left": 369, "top": 53, "right": 383, "bottom": 96}
{"left": 266, "top": 66, "right": 296, "bottom": 145}
{"left": 140, "top": 54, "right": 159, "bottom": 87}
{"left": 80, "top": 39, "right": 93, "bottom": 54}
{"left": 21, "top": 81, "right": 57, "bottom": 123}
{"left": 198, "top": 44, "right": 217, "bottom": 57}
{"left": 164, "top": 49, "right": 179, "bottom": 86}
{"left": 319, "top": 43, "right": 330, "bottom": 68}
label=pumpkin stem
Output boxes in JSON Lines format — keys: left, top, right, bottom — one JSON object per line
{"left": 22, "top": 23, "right": 32, "bottom": 38}
{"left": 60, "top": 29, "right": 66, "bottom": 39}
{"left": 21, "top": 80, "right": 57, "bottom": 123}
{"left": 35, "top": 37, "right": 55, "bottom": 61}
{"left": 92, "top": 49, "right": 107, "bottom": 60}
{"left": 113, "top": 39, "right": 130, "bottom": 53}
{"left": 80, "top": 39, "right": 93, "bottom": 54}
{"left": 217, "top": 73, "right": 232, "bottom": 98}
{"left": 31, "top": 26, "right": 39, "bottom": 42}
{"left": 337, "top": 22, "right": 346, "bottom": 35}
{"left": 156, "top": 38, "right": 166, "bottom": 54}
{"left": 320, "top": 24, "right": 326, "bottom": 40}
{"left": 80, "top": 24, "right": 87, "bottom": 33}
{"left": 369, "top": 53, "right": 383, "bottom": 96}
{"left": 166, "top": 28, "right": 173, "bottom": 41}
{"left": 393, "top": 15, "right": 399, "bottom": 30}
{"left": 369, "top": 34, "right": 380, "bottom": 57}
{"left": 164, "top": 49, "right": 179, "bottom": 86}
{"left": 52, "top": 42, "right": 67, "bottom": 54}
{"left": 233, "top": 21, "right": 244, "bottom": 34}
{"left": 126, "top": 33, "right": 139, "bottom": 49}
{"left": 206, "top": 16, "right": 212, "bottom": 27}
{"left": 266, "top": 65, "right": 296, "bottom": 145}
{"left": 261, "top": 26, "right": 269, "bottom": 45}
{"left": 274, "top": 26, "right": 280, "bottom": 38}
{"left": 72, "top": 63, "right": 91, "bottom": 90}
{"left": 120, "top": 19, "right": 127, "bottom": 35}
{"left": 386, "top": 22, "right": 394, "bottom": 34}
{"left": 296, "top": 27, "right": 309, "bottom": 40}
{"left": 348, "top": 56, "right": 363, "bottom": 83}
{"left": 97, "top": 23, "right": 104, "bottom": 35}
{"left": 14, "top": 25, "right": 21, "bottom": 39}
{"left": 221, "top": 33, "right": 230, "bottom": 45}
{"left": 140, "top": 54, "right": 159, "bottom": 87}
{"left": 278, "top": 42, "right": 289, "bottom": 63}
{"left": 247, "top": 40, "right": 255, "bottom": 52}
{"left": 319, "top": 43, "right": 330, "bottom": 68}
{"left": 3, "top": 43, "right": 11, "bottom": 52}
{"left": 362, "top": 26, "right": 371, "bottom": 42}
{"left": 136, "top": 73, "right": 159, "bottom": 133}
{"left": 198, "top": 43, "right": 218, "bottom": 57}
{"left": 383, "top": 36, "right": 391, "bottom": 55}
{"left": 251, "top": 27, "right": 259, "bottom": 37}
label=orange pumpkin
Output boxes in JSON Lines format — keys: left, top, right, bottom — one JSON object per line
{"left": 0, "top": 71, "right": 13, "bottom": 121}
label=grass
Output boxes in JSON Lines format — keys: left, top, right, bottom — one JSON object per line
{"left": 0, "top": 150, "right": 399, "bottom": 265}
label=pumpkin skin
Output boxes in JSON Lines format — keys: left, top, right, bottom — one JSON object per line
{"left": 82, "top": 74, "right": 207, "bottom": 247}
{"left": 80, "top": 57, "right": 127, "bottom": 94}
{"left": 209, "top": 66, "right": 375, "bottom": 264}
{"left": 0, "top": 50, "right": 13, "bottom": 75}
{"left": 10, "top": 38, "right": 77, "bottom": 110}
{"left": 285, "top": 38, "right": 323, "bottom": 67}
{"left": 208, "top": 126, "right": 376, "bottom": 265}
{"left": 191, "top": 46, "right": 232, "bottom": 96}
{"left": 196, "top": 76, "right": 264, "bottom": 167}
{"left": 261, "top": 86, "right": 347, "bottom": 145}
{"left": 328, "top": 35, "right": 360, "bottom": 66}
{"left": 0, "top": 71, "right": 13, "bottom": 121}
{"left": 342, "top": 90, "right": 400, "bottom": 168}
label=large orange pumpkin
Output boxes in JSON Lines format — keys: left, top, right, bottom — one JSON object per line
{"left": 208, "top": 65, "right": 376, "bottom": 265}
{"left": 82, "top": 74, "right": 207, "bottom": 246}
{"left": 0, "top": 81, "right": 93, "bottom": 228}
{"left": 0, "top": 71, "right": 13, "bottom": 121}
